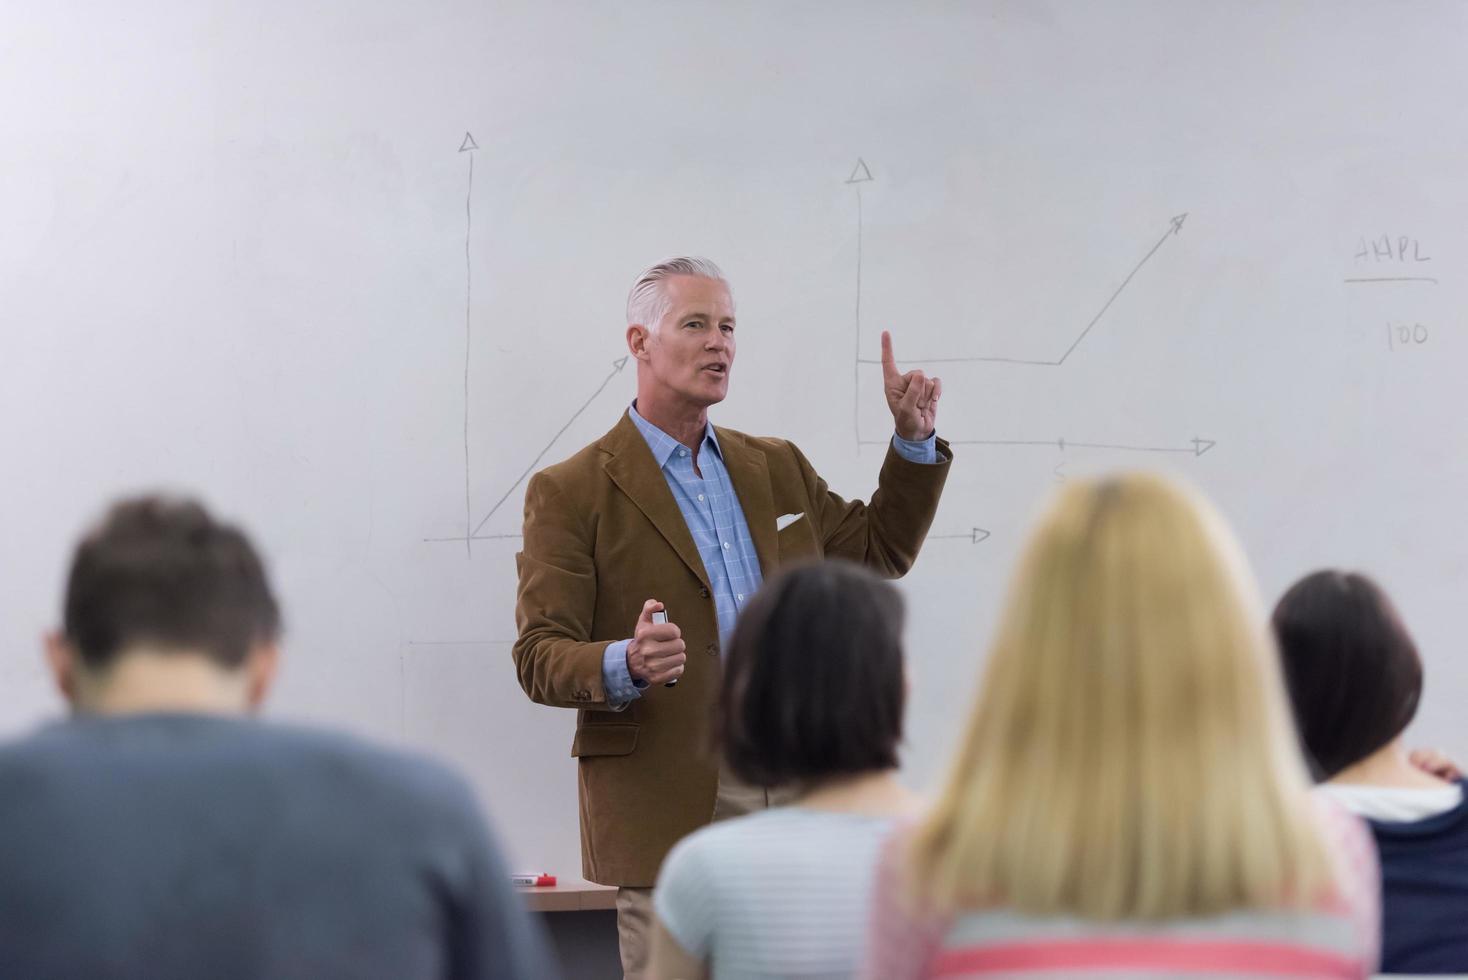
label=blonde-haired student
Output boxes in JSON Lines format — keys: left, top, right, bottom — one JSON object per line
{"left": 863, "top": 473, "right": 1379, "bottom": 979}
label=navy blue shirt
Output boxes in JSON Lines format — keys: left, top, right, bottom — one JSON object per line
{"left": 1371, "top": 780, "right": 1468, "bottom": 974}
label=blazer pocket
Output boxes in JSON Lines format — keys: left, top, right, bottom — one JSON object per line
{"left": 776, "top": 518, "right": 819, "bottom": 562}
{"left": 570, "top": 723, "right": 639, "bottom": 758}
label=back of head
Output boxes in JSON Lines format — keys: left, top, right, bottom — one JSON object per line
{"left": 717, "top": 560, "right": 905, "bottom": 788}
{"left": 910, "top": 472, "right": 1329, "bottom": 920}
{"left": 1271, "top": 570, "right": 1421, "bottom": 780}
{"left": 64, "top": 495, "right": 281, "bottom": 673}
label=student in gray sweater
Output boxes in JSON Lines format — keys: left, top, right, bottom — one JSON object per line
{"left": 0, "top": 495, "right": 556, "bottom": 980}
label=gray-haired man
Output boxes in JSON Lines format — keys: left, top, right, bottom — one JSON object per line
{"left": 513, "top": 257, "right": 953, "bottom": 976}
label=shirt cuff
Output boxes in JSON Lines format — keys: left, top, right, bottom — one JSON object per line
{"left": 891, "top": 431, "right": 937, "bottom": 464}
{"left": 602, "top": 639, "right": 645, "bottom": 711}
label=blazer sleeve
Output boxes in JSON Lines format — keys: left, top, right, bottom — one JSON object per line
{"left": 511, "top": 470, "right": 615, "bottom": 708}
{"left": 792, "top": 438, "right": 952, "bottom": 578}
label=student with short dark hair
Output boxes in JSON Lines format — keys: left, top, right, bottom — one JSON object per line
{"left": 647, "top": 561, "right": 920, "bottom": 980}
{"left": 0, "top": 496, "right": 556, "bottom": 980}
{"left": 1274, "top": 569, "right": 1468, "bottom": 974}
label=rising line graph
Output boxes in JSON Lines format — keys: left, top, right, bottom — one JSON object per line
{"left": 844, "top": 157, "right": 1209, "bottom": 461}
{"left": 426, "top": 356, "right": 630, "bottom": 546}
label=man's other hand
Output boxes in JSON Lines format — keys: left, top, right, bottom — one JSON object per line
{"left": 627, "top": 599, "right": 687, "bottom": 686}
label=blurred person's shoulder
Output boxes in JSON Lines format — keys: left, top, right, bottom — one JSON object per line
{"left": 239, "top": 717, "right": 489, "bottom": 828}
{"left": 666, "top": 805, "right": 900, "bottom": 876}
{"left": 0, "top": 714, "right": 485, "bottom": 829}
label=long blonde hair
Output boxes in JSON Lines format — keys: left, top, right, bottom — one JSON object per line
{"left": 908, "top": 472, "right": 1333, "bottom": 920}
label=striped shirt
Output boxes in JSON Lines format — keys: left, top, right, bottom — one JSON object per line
{"left": 655, "top": 807, "right": 899, "bottom": 979}
{"left": 862, "top": 802, "right": 1380, "bottom": 979}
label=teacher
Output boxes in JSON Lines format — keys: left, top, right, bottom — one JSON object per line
{"left": 511, "top": 256, "right": 951, "bottom": 977}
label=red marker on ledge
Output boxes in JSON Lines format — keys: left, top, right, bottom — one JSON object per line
{"left": 510, "top": 873, "right": 557, "bottom": 887}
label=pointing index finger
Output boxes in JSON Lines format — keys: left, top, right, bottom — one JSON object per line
{"left": 880, "top": 330, "right": 899, "bottom": 383}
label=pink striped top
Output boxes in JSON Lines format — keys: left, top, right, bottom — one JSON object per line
{"left": 862, "top": 801, "right": 1379, "bottom": 979}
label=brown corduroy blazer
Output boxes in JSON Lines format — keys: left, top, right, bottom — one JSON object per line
{"left": 512, "top": 411, "right": 952, "bottom": 886}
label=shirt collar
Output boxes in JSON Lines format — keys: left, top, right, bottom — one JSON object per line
{"left": 627, "top": 402, "right": 722, "bottom": 468}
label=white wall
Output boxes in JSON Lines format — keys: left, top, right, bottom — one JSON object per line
{"left": 3, "top": 0, "right": 1466, "bottom": 877}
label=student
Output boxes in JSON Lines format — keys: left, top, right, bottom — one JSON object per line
{"left": 0, "top": 496, "right": 556, "bottom": 980}
{"left": 864, "top": 473, "right": 1379, "bottom": 978}
{"left": 1274, "top": 569, "right": 1468, "bottom": 974}
{"left": 648, "top": 561, "right": 922, "bottom": 980}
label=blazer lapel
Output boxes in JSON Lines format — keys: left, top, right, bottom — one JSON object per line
{"left": 715, "top": 428, "right": 778, "bottom": 576}
{"left": 601, "top": 414, "right": 713, "bottom": 593}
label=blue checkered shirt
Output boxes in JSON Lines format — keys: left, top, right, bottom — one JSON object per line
{"left": 602, "top": 403, "right": 935, "bottom": 707}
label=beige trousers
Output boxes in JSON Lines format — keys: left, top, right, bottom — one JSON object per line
{"left": 616, "top": 765, "right": 795, "bottom": 979}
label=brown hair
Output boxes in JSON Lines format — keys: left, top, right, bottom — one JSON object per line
{"left": 1272, "top": 570, "right": 1422, "bottom": 780}
{"left": 64, "top": 495, "right": 281, "bottom": 670}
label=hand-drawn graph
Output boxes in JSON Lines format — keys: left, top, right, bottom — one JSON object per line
{"left": 425, "top": 355, "right": 630, "bottom": 547}
{"left": 432, "top": 152, "right": 1206, "bottom": 554}
{"left": 427, "top": 129, "right": 634, "bottom": 551}
{"left": 846, "top": 158, "right": 1214, "bottom": 461}
{"left": 844, "top": 159, "right": 990, "bottom": 545}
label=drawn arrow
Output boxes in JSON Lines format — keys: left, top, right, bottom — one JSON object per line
{"left": 857, "top": 212, "right": 1190, "bottom": 368}
{"left": 1047, "top": 211, "right": 1188, "bottom": 365}
{"left": 858, "top": 435, "right": 1216, "bottom": 457}
{"left": 848, "top": 157, "right": 871, "bottom": 447}
{"left": 458, "top": 133, "right": 479, "bottom": 555}
{"left": 423, "top": 532, "right": 522, "bottom": 543}
{"left": 459, "top": 356, "right": 632, "bottom": 540}
{"left": 927, "top": 527, "right": 992, "bottom": 544}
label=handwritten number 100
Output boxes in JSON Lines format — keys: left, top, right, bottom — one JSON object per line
{"left": 1386, "top": 323, "right": 1428, "bottom": 350}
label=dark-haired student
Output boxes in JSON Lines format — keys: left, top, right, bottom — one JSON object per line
{"left": 0, "top": 496, "right": 556, "bottom": 980}
{"left": 647, "top": 562, "right": 921, "bottom": 980}
{"left": 1274, "top": 569, "right": 1468, "bottom": 975}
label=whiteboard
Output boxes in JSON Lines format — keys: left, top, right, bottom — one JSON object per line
{"left": 4, "top": 0, "right": 1467, "bottom": 877}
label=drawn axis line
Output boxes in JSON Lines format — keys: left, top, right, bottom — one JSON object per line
{"left": 459, "top": 132, "right": 478, "bottom": 556}
{"left": 927, "top": 528, "right": 992, "bottom": 544}
{"left": 848, "top": 157, "right": 873, "bottom": 446}
{"left": 1343, "top": 276, "right": 1438, "bottom": 285}
{"left": 858, "top": 436, "right": 1217, "bottom": 457}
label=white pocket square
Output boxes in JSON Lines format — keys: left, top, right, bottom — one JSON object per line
{"left": 776, "top": 512, "right": 805, "bottom": 531}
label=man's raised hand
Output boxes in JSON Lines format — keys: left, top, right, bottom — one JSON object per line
{"left": 626, "top": 599, "right": 686, "bottom": 686}
{"left": 881, "top": 330, "right": 941, "bottom": 442}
